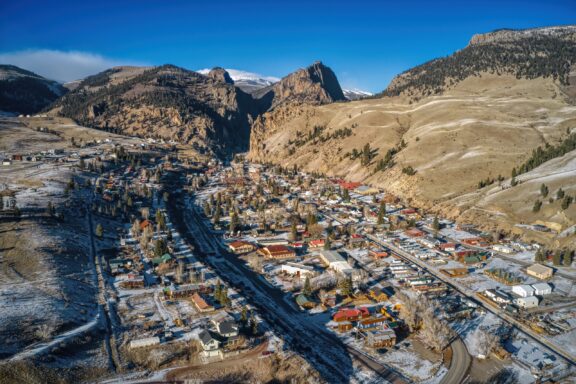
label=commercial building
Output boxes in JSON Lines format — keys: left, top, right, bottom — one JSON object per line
{"left": 526, "top": 264, "right": 554, "bottom": 280}
{"left": 531, "top": 282, "right": 552, "bottom": 296}
{"left": 512, "top": 285, "right": 535, "bottom": 298}
{"left": 515, "top": 296, "right": 539, "bottom": 309}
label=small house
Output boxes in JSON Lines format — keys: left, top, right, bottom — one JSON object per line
{"left": 365, "top": 326, "right": 396, "bottom": 348}
{"left": 228, "top": 240, "right": 255, "bottom": 254}
{"left": 308, "top": 239, "right": 325, "bottom": 249}
{"left": 191, "top": 292, "right": 214, "bottom": 312}
{"left": 199, "top": 330, "right": 220, "bottom": 357}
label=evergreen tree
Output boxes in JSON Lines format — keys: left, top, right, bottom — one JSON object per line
{"left": 95, "top": 223, "right": 103, "bottom": 239}
{"left": 303, "top": 276, "right": 312, "bottom": 296}
{"left": 290, "top": 221, "right": 298, "bottom": 241}
{"left": 214, "top": 280, "right": 222, "bottom": 303}
{"left": 563, "top": 250, "right": 574, "bottom": 267}
{"left": 154, "top": 238, "right": 168, "bottom": 256}
{"left": 240, "top": 306, "right": 248, "bottom": 325}
{"left": 342, "top": 188, "right": 350, "bottom": 202}
{"left": 533, "top": 200, "right": 542, "bottom": 212}
{"left": 250, "top": 314, "right": 258, "bottom": 335}
{"left": 557, "top": 188, "right": 565, "bottom": 200}
{"left": 540, "top": 184, "right": 549, "bottom": 197}
{"left": 561, "top": 195, "right": 573, "bottom": 210}
{"left": 324, "top": 236, "right": 331, "bottom": 250}
{"left": 377, "top": 201, "right": 386, "bottom": 225}
{"left": 213, "top": 205, "right": 221, "bottom": 226}
{"left": 553, "top": 249, "right": 562, "bottom": 266}
{"left": 535, "top": 248, "right": 546, "bottom": 263}
{"left": 339, "top": 276, "right": 353, "bottom": 296}
{"left": 432, "top": 216, "right": 440, "bottom": 231}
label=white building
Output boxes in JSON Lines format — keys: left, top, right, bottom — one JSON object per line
{"left": 129, "top": 336, "right": 160, "bottom": 349}
{"left": 281, "top": 262, "right": 315, "bottom": 278}
{"left": 199, "top": 330, "right": 220, "bottom": 357}
{"left": 531, "top": 282, "right": 552, "bottom": 296}
{"left": 516, "top": 296, "right": 539, "bottom": 309}
{"left": 493, "top": 244, "right": 515, "bottom": 254}
{"left": 319, "top": 250, "right": 353, "bottom": 275}
{"left": 512, "top": 285, "right": 535, "bottom": 298}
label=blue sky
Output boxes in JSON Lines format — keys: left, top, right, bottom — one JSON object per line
{"left": 1, "top": 0, "right": 574, "bottom": 92}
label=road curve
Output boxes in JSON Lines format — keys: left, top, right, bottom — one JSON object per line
{"left": 440, "top": 338, "right": 471, "bottom": 384}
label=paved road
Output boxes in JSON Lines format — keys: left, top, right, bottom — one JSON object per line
{"left": 367, "top": 234, "right": 576, "bottom": 367}
{"left": 165, "top": 173, "right": 410, "bottom": 384}
{"left": 439, "top": 338, "right": 470, "bottom": 384}
{"left": 421, "top": 225, "right": 576, "bottom": 283}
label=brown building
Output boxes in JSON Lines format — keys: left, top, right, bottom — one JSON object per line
{"left": 365, "top": 326, "right": 396, "bottom": 348}
{"left": 526, "top": 263, "right": 554, "bottom": 280}
{"left": 257, "top": 245, "right": 296, "bottom": 260}
{"left": 228, "top": 240, "right": 255, "bottom": 254}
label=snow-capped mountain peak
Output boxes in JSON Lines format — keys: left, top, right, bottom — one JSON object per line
{"left": 342, "top": 88, "right": 373, "bottom": 100}
{"left": 197, "top": 68, "right": 280, "bottom": 93}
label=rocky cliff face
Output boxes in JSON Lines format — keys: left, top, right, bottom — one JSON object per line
{"left": 248, "top": 62, "right": 346, "bottom": 159}
{"left": 0, "top": 65, "right": 67, "bottom": 114}
{"left": 253, "top": 61, "right": 345, "bottom": 111}
{"left": 52, "top": 65, "right": 256, "bottom": 155}
{"left": 468, "top": 25, "right": 576, "bottom": 46}
{"left": 206, "top": 67, "right": 234, "bottom": 85}
{"left": 52, "top": 62, "right": 346, "bottom": 156}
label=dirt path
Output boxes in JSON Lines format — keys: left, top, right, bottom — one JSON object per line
{"left": 164, "top": 341, "right": 269, "bottom": 381}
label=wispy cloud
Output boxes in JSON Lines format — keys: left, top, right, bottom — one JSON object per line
{"left": 0, "top": 49, "right": 146, "bottom": 83}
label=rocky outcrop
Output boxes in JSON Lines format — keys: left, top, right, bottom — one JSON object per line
{"left": 52, "top": 62, "right": 346, "bottom": 157}
{"left": 207, "top": 67, "right": 234, "bottom": 85}
{"left": 52, "top": 65, "right": 256, "bottom": 155}
{"left": 248, "top": 62, "right": 346, "bottom": 159}
{"left": 0, "top": 65, "right": 67, "bottom": 114}
{"left": 468, "top": 25, "right": 576, "bottom": 46}
{"left": 253, "top": 61, "right": 345, "bottom": 112}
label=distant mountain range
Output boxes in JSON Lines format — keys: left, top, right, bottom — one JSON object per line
{"left": 198, "top": 68, "right": 372, "bottom": 99}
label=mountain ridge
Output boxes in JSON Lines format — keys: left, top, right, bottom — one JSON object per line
{"left": 48, "top": 61, "right": 346, "bottom": 155}
{"left": 0, "top": 64, "right": 67, "bottom": 114}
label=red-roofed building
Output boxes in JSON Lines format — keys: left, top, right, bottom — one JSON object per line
{"left": 369, "top": 250, "right": 389, "bottom": 259}
{"left": 333, "top": 307, "right": 370, "bottom": 322}
{"left": 228, "top": 240, "right": 255, "bottom": 254}
{"left": 258, "top": 245, "right": 296, "bottom": 260}
{"left": 140, "top": 220, "right": 151, "bottom": 231}
{"left": 461, "top": 238, "right": 489, "bottom": 247}
{"left": 340, "top": 181, "right": 362, "bottom": 190}
{"left": 308, "top": 239, "right": 325, "bottom": 248}
{"left": 438, "top": 243, "right": 457, "bottom": 252}
{"left": 405, "top": 228, "right": 425, "bottom": 237}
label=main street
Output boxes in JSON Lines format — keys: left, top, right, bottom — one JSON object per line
{"left": 164, "top": 171, "right": 409, "bottom": 384}
{"left": 366, "top": 234, "right": 576, "bottom": 367}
